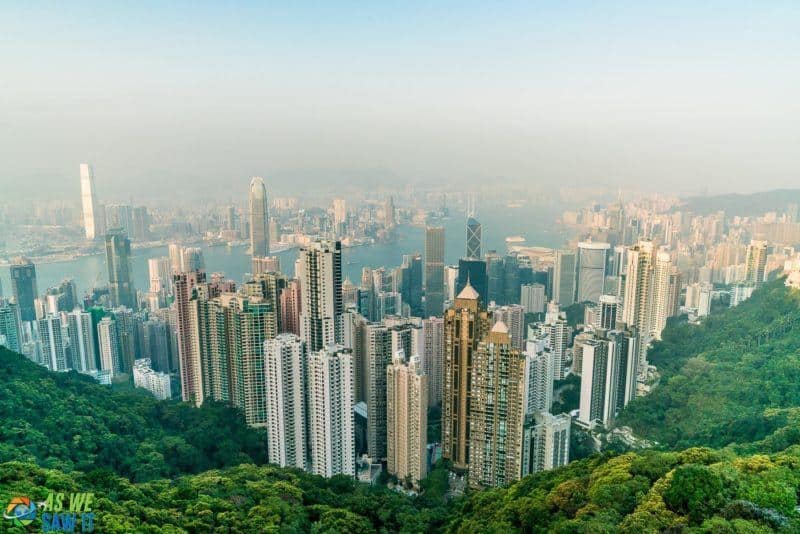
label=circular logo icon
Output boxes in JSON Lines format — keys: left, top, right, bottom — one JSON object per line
{"left": 4, "top": 496, "right": 37, "bottom": 526}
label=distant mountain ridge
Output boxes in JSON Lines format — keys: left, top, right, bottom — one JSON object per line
{"left": 677, "top": 189, "right": 800, "bottom": 217}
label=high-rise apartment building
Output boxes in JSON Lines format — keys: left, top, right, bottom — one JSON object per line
{"left": 264, "top": 334, "right": 308, "bottom": 469}
{"left": 38, "top": 314, "right": 68, "bottom": 372}
{"left": 10, "top": 257, "right": 38, "bottom": 322}
{"left": 66, "top": 309, "right": 96, "bottom": 372}
{"left": 279, "top": 279, "right": 302, "bottom": 336}
{"left": 298, "top": 240, "right": 343, "bottom": 352}
{"left": 173, "top": 271, "right": 207, "bottom": 405}
{"left": 422, "top": 316, "right": 444, "bottom": 408}
{"left": 552, "top": 250, "right": 577, "bottom": 306}
{"left": 307, "top": 345, "right": 355, "bottom": 477}
{"left": 491, "top": 304, "right": 525, "bottom": 350}
{"left": 577, "top": 329, "right": 638, "bottom": 427}
{"left": 249, "top": 177, "right": 270, "bottom": 256}
{"left": 468, "top": 321, "right": 525, "bottom": 488}
{"left": 598, "top": 294, "right": 619, "bottom": 329}
{"left": 133, "top": 358, "right": 172, "bottom": 400}
{"left": 522, "top": 334, "right": 554, "bottom": 415}
{"left": 442, "top": 281, "right": 492, "bottom": 471}
{"left": 520, "top": 283, "right": 546, "bottom": 314}
{"left": 363, "top": 323, "right": 392, "bottom": 460}
{"left": 105, "top": 229, "right": 136, "bottom": 309}
{"left": 424, "top": 226, "right": 445, "bottom": 317}
{"left": 387, "top": 351, "right": 428, "bottom": 485}
{"left": 521, "top": 412, "right": 570, "bottom": 476}
{"left": 745, "top": 239, "right": 768, "bottom": 288}
{"left": 79, "top": 163, "right": 103, "bottom": 240}
{"left": 0, "top": 299, "right": 21, "bottom": 353}
{"left": 97, "top": 316, "right": 122, "bottom": 375}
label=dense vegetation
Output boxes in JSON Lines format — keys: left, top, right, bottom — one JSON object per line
{"left": 3, "top": 447, "right": 799, "bottom": 532}
{"left": 4, "top": 281, "right": 800, "bottom": 531}
{"left": 619, "top": 279, "right": 800, "bottom": 450}
{"left": 0, "top": 347, "right": 267, "bottom": 481}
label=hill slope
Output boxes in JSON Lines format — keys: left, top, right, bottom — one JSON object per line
{"left": 619, "top": 279, "right": 800, "bottom": 450}
{"left": 0, "top": 347, "right": 267, "bottom": 481}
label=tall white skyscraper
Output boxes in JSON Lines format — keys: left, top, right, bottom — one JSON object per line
{"left": 79, "top": 163, "right": 102, "bottom": 240}
{"left": 38, "top": 314, "right": 68, "bottom": 372}
{"left": 520, "top": 283, "right": 546, "bottom": 314}
{"left": 264, "top": 334, "right": 308, "bottom": 469}
{"left": 578, "top": 329, "right": 638, "bottom": 427}
{"left": 298, "top": 240, "right": 343, "bottom": 352}
{"left": 97, "top": 316, "right": 122, "bottom": 376}
{"left": 307, "top": 345, "right": 355, "bottom": 478}
{"left": 249, "top": 177, "right": 270, "bottom": 256}
{"left": 387, "top": 351, "right": 428, "bottom": 485}
{"left": 66, "top": 310, "right": 96, "bottom": 372}
{"left": 522, "top": 338, "right": 554, "bottom": 416}
{"left": 332, "top": 198, "right": 347, "bottom": 227}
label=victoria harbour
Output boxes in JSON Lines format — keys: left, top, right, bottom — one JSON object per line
{"left": 1, "top": 203, "right": 568, "bottom": 297}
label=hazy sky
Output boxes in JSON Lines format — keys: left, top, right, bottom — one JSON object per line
{"left": 1, "top": 1, "right": 798, "bottom": 200}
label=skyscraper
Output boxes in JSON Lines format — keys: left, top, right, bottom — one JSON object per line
{"left": 298, "top": 240, "right": 343, "bottom": 352}
{"left": 521, "top": 412, "right": 570, "bottom": 476}
{"left": 97, "top": 316, "right": 122, "bottom": 375}
{"left": 576, "top": 242, "right": 610, "bottom": 303}
{"left": 79, "top": 163, "right": 102, "bottom": 240}
{"left": 442, "top": 281, "right": 492, "bottom": 472}
{"left": 577, "top": 329, "right": 638, "bottom": 427}
{"left": 264, "top": 334, "right": 308, "bottom": 469}
{"left": 399, "top": 253, "right": 424, "bottom": 317}
{"left": 465, "top": 217, "right": 482, "bottom": 259}
{"left": 173, "top": 271, "right": 206, "bottom": 405}
{"left": 422, "top": 316, "right": 444, "bottom": 408}
{"left": 363, "top": 323, "right": 392, "bottom": 461}
{"left": 552, "top": 250, "right": 577, "bottom": 305}
{"left": 424, "top": 226, "right": 445, "bottom": 317}
{"left": 468, "top": 321, "right": 525, "bottom": 488}
{"left": 387, "top": 351, "right": 428, "bottom": 485}
{"left": 0, "top": 299, "right": 21, "bottom": 353}
{"left": 745, "top": 239, "right": 768, "bottom": 288}
{"left": 456, "top": 258, "right": 488, "bottom": 305}
{"left": 66, "top": 309, "right": 97, "bottom": 372}
{"left": 332, "top": 198, "right": 347, "bottom": 227}
{"left": 522, "top": 337, "right": 554, "bottom": 415}
{"left": 38, "top": 314, "right": 68, "bottom": 372}
{"left": 520, "top": 283, "right": 546, "bottom": 314}
{"left": 307, "top": 345, "right": 355, "bottom": 477}
{"left": 279, "top": 279, "right": 302, "bottom": 336}
{"left": 105, "top": 229, "right": 136, "bottom": 309}
{"left": 491, "top": 304, "right": 525, "bottom": 350}
{"left": 10, "top": 257, "right": 38, "bottom": 322}
{"left": 249, "top": 176, "right": 270, "bottom": 256}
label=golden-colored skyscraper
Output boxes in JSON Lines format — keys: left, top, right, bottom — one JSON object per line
{"left": 442, "top": 281, "right": 491, "bottom": 472}
{"left": 468, "top": 321, "right": 525, "bottom": 488}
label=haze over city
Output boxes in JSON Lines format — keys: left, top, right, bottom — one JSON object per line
{"left": 4, "top": 3, "right": 800, "bottom": 532}
{"left": 2, "top": 1, "right": 799, "bottom": 200}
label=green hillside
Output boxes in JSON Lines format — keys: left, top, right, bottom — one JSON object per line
{"left": 4, "top": 281, "right": 800, "bottom": 532}
{"left": 618, "top": 279, "right": 800, "bottom": 450}
{"left": 0, "top": 348, "right": 268, "bottom": 481}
